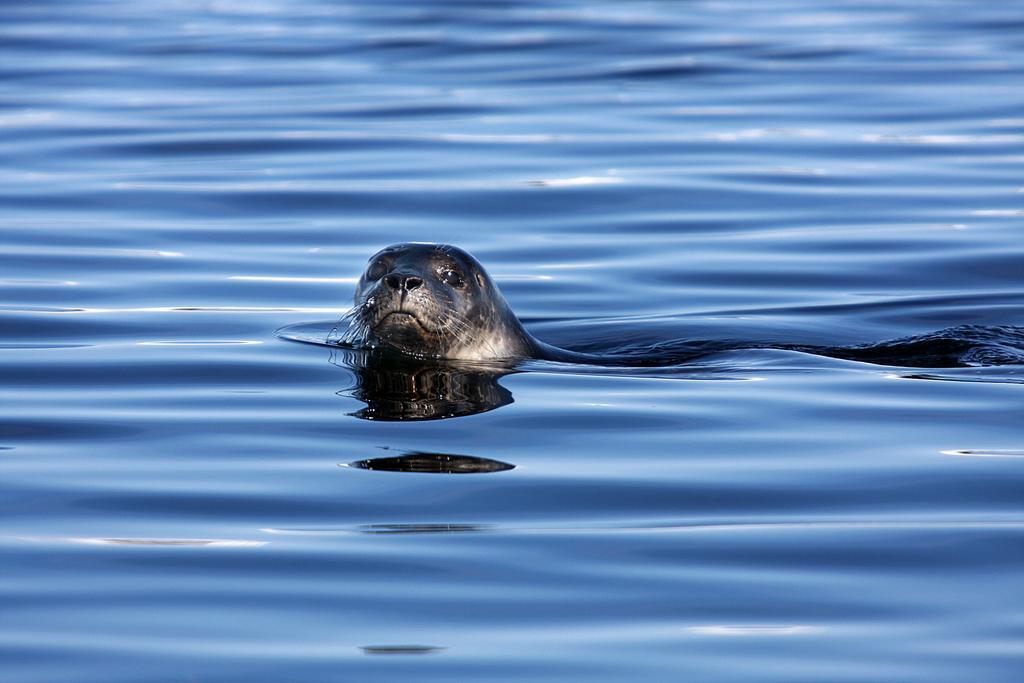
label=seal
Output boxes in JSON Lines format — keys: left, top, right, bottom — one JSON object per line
{"left": 338, "top": 243, "right": 1024, "bottom": 369}
{"left": 317, "top": 242, "right": 1024, "bottom": 385}
{"left": 340, "top": 243, "right": 552, "bottom": 361}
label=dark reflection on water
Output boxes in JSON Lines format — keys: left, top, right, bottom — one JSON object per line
{"left": 360, "top": 645, "right": 445, "bottom": 655}
{"left": 348, "top": 452, "right": 515, "bottom": 474}
{"left": 330, "top": 347, "right": 516, "bottom": 421}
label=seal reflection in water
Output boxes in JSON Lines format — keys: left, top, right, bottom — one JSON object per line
{"left": 331, "top": 348, "right": 514, "bottom": 421}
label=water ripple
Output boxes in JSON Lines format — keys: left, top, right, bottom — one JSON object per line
{"left": 5, "top": 0, "right": 1024, "bottom": 681}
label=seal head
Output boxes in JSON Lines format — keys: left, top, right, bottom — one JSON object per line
{"left": 343, "top": 243, "right": 538, "bottom": 361}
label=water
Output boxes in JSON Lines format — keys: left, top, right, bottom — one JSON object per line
{"left": 3, "top": 1, "right": 1024, "bottom": 681}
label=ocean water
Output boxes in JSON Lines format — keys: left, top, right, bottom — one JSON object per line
{"left": 3, "top": 1, "right": 1024, "bottom": 681}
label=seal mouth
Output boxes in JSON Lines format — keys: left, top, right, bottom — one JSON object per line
{"left": 375, "top": 310, "right": 431, "bottom": 334}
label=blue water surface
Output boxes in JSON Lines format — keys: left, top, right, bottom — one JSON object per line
{"left": 3, "top": 1, "right": 1024, "bottom": 681}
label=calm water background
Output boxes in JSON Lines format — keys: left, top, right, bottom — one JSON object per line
{"left": 3, "top": 1, "right": 1024, "bottom": 681}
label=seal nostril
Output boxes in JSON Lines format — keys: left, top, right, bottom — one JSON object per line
{"left": 383, "top": 274, "right": 422, "bottom": 291}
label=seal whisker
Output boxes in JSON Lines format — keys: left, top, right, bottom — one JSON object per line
{"left": 332, "top": 301, "right": 372, "bottom": 347}
{"left": 444, "top": 309, "right": 500, "bottom": 358}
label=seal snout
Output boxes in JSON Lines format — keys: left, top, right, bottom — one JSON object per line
{"left": 373, "top": 268, "right": 431, "bottom": 329}
{"left": 382, "top": 273, "right": 424, "bottom": 292}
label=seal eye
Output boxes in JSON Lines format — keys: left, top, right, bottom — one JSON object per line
{"left": 366, "top": 259, "right": 388, "bottom": 281}
{"left": 439, "top": 267, "right": 465, "bottom": 288}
